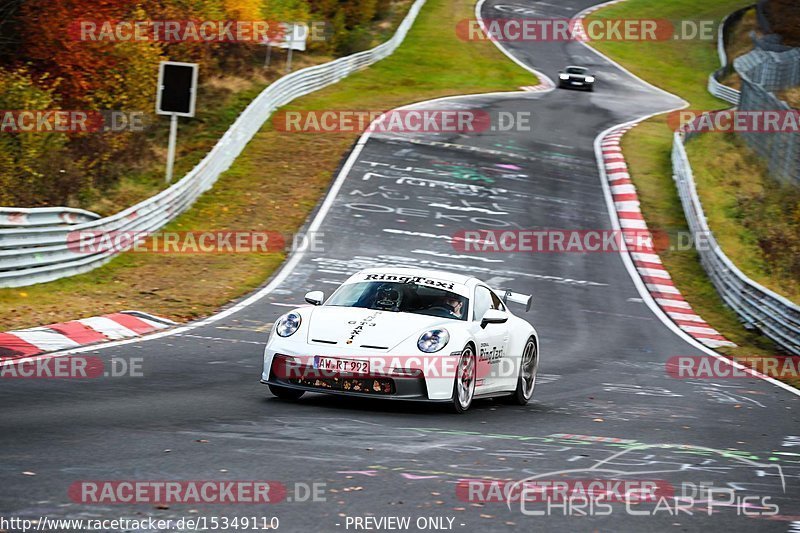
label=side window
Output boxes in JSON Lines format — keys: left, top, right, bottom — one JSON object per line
{"left": 489, "top": 290, "right": 505, "bottom": 311}
{"left": 472, "top": 286, "right": 492, "bottom": 321}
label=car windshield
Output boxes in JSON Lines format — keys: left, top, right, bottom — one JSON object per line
{"left": 566, "top": 67, "right": 587, "bottom": 74}
{"left": 325, "top": 281, "right": 468, "bottom": 320}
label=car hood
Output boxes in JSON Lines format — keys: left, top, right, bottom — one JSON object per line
{"left": 305, "top": 306, "right": 455, "bottom": 350}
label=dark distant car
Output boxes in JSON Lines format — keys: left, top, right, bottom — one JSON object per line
{"left": 558, "top": 66, "right": 595, "bottom": 91}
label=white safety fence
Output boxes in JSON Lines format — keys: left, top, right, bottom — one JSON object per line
{"left": 706, "top": 6, "right": 746, "bottom": 105}
{"left": 0, "top": 207, "right": 100, "bottom": 228}
{"left": 671, "top": 134, "right": 800, "bottom": 355}
{"left": 0, "top": 0, "right": 427, "bottom": 288}
{"left": 707, "top": 74, "right": 740, "bottom": 105}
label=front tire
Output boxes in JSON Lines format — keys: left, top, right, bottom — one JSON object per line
{"left": 269, "top": 384, "right": 305, "bottom": 400}
{"left": 506, "top": 338, "right": 538, "bottom": 405}
{"left": 450, "top": 344, "right": 476, "bottom": 413}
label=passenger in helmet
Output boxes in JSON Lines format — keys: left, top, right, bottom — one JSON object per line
{"left": 374, "top": 284, "right": 401, "bottom": 310}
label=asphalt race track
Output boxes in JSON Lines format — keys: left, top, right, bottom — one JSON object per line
{"left": 2, "top": 0, "right": 799, "bottom": 531}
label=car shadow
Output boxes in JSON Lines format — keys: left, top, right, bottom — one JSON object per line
{"left": 262, "top": 392, "right": 514, "bottom": 416}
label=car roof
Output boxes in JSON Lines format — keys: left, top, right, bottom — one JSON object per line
{"left": 349, "top": 267, "right": 478, "bottom": 287}
{"left": 565, "top": 65, "right": 588, "bottom": 71}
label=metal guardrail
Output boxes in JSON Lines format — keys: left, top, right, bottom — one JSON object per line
{"left": 0, "top": 0, "right": 427, "bottom": 288}
{"left": 707, "top": 74, "right": 741, "bottom": 104}
{"left": 672, "top": 133, "right": 800, "bottom": 355}
{"left": 0, "top": 207, "right": 100, "bottom": 228}
{"left": 668, "top": 6, "right": 800, "bottom": 354}
{"left": 706, "top": 6, "right": 750, "bottom": 105}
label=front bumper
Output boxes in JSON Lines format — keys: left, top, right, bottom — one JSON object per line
{"left": 559, "top": 78, "right": 594, "bottom": 89}
{"left": 262, "top": 343, "right": 460, "bottom": 401}
{"left": 265, "top": 356, "right": 437, "bottom": 400}
{"left": 261, "top": 378, "right": 450, "bottom": 402}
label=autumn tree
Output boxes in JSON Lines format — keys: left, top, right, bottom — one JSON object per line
{"left": 0, "top": 68, "right": 83, "bottom": 206}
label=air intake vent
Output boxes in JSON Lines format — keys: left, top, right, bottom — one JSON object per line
{"left": 360, "top": 344, "right": 388, "bottom": 349}
{"left": 312, "top": 339, "right": 337, "bottom": 344}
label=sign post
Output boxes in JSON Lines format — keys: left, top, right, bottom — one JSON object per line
{"left": 286, "top": 31, "right": 294, "bottom": 73}
{"left": 165, "top": 115, "right": 178, "bottom": 184}
{"left": 264, "top": 42, "right": 273, "bottom": 68}
{"left": 261, "top": 24, "right": 308, "bottom": 73}
{"left": 156, "top": 61, "right": 198, "bottom": 183}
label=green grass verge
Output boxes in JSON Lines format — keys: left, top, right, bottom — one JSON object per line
{"left": 686, "top": 134, "right": 800, "bottom": 303}
{"left": 0, "top": 0, "right": 535, "bottom": 331}
{"left": 587, "top": 0, "right": 743, "bottom": 109}
{"left": 589, "top": 0, "right": 798, "bottom": 370}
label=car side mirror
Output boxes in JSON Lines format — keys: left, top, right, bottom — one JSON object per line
{"left": 481, "top": 308, "right": 508, "bottom": 328}
{"left": 305, "top": 291, "right": 324, "bottom": 306}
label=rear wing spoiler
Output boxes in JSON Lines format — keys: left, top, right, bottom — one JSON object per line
{"left": 498, "top": 289, "right": 532, "bottom": 312}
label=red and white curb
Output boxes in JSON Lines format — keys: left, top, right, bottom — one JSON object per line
{"left": 0, "top": 311, "right": 175, "bottom": 359}
{"left": 520, "top": 79, "right": 554, "bottom": 92}
{"left": 601, "top": 125, "right": 736, "bottom": 349}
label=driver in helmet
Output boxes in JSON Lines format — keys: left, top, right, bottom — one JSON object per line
{"left": 436, "top": 294, "right": 463, "bottom": 319}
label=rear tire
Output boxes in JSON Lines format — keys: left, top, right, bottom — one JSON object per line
{"left": 269, "top": 385, "right": 305, "bottom": 400}
{"left": 449, "top": 344, "right": 476, "bottom": 413}
{"left": 505, "top": 338, "right": 538, "bottom": 405}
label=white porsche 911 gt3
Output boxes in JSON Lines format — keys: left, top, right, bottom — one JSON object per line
{"left": 260, "top": 267, "right": 539, "bottom": 412}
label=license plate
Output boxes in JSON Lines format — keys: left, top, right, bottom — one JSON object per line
{"left": 570, "top": 81, "right": 582, "bottom": 85}
{"left": 314, "top": 356, "right": 370, "bottom": 374}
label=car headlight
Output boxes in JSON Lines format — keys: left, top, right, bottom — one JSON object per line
{"left": 559, "top": 73, "right": 569, "bottom": 80}
{"left": 417, "top": 329, "right": 450, "bottom": 353}
{"left": 585, "top": 76, "right": 595, "bottom": 82}
{"left": 276, "top": 312, "right": 302, "bottom": 337}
